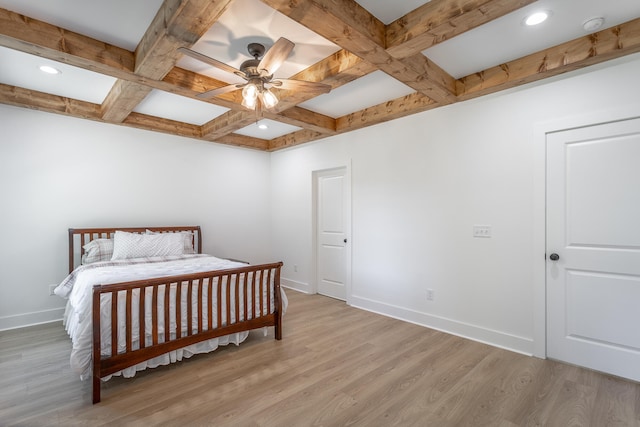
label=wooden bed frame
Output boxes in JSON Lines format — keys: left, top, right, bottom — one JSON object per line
{"left": 68, "top": 226, "right": 283, "bottom": 404}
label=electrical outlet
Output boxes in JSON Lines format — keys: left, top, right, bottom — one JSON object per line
{"left": 49, "top": 284, "right": 57, "bottom": 296}
{"left": 294, "top": 264, "right": 298, "bottom": 272}
{"left": 426, "top": 289, "right": 435, "bottom": 301}
{"left": 473, "top": 225, "right": 492, "bottom": 238}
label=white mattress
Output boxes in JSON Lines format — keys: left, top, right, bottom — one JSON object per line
{"left": 55, "top": 254, "right": 286, "bottom": 381}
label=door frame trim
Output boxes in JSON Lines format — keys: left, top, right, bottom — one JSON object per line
{"left": 311, "top": 164, "right": 352, "bottom": 303}
{"left": 533, "top": 105, "right": 640, "bottom": 359}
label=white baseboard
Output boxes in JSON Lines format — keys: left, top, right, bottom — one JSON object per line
{"left": 281, "top": 277, "right": 312, "bottom": 294}
{"left": 0, "top": 307, "right": 64, "bottom": 331}
{"left": 349, "top": 294, "right": 534, "bottom": 356}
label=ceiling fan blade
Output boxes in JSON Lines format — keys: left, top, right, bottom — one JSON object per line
{"left": 196, "top": 83, "right": 244, "bottom": 99}
{"left": 258, "top": 37, "right": 294, "bottom": 76}
{"left": 178, "top": 47, "right": 245, "bottom": 78}
{"left": 272, "top": 79, "right": 331, "bottom": 94}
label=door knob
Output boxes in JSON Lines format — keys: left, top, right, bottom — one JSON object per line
{"left": 343, "top": 238, "right": 347, "bottom": 243}
{"left": 549, "top": 253, "right": 560, "bottom": 261}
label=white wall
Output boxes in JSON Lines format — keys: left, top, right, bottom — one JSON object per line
{"left": 3, "top": 54, "right": 640, "bottom": 349}
{"left": 270, "top": 53, "right": 640, "bottom": 355}
{"left": 0, "top": 106, "right": 272, "bottom": 330}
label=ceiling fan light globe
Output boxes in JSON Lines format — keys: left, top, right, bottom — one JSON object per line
{"left": 242, "top": 83, "right": 258, "bottom": 101}
{"left": 241, "top": 96, "right": 257, "bottom": 110}
{"left": 261, "top": 89, "right": 278, "bottom": 109}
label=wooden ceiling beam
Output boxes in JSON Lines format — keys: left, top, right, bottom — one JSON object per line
{"left": 0, "top": 82, "right": 274, "bottom": 148}
{"left": 263, "top": 0, "right": 386, "bottom": 46}
{"left": 100, "top": 81, "right": 153, "bottom": 122}
{"left": 0, "top": 8, "right": 134, "bottom": 74}
{"left": 268, "top": 129, "right": 327, "bottom": 151}
{"left": 134, "top": 0, "right": 234, "bottom": 78}
{"left": 260, "top": 0, "right": 457, "bottom": 104}
{"left": 267, "top": 92, "right": 439, "bottom": 151}
{"left": 385, "top": 0, "right": 536, "bottom": 58}
{"left": 0, "top": 82, "right": 201, "bottom": 139}
{"left": 200, "top": 110, "right": 257, "bottom": 140}
{"left": 336, "top": 92, "right": 436, "bottom": 132}
{"left": 457, "top": 17, "right": 640, "bottom": 100}
{"left": 0, "top": 83, "right": 101, "bottom": 119}
{"left": 123, "top": 112, "right": 202, "bottom": 138}
{"left": 214, "top": 133, "right": 270, "bottom": 150}
{"left": 100, "top": 0, "right": 235, "bottom": 123}
{"left": 400, "top": 53, "right": 457, "bottom": 100}
{"left": 263, "top": 106, "right": 336, "bottom": 134}
{"left": 288, "top": 49, "right": 376, "bottom": 89}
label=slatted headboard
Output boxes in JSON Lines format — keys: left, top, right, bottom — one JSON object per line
{"left": 68, "top": 226, "right": 202, "bottom": 273}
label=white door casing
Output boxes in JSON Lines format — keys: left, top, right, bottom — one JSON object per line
{"left": 546, "top": 116, "right": 640, "bottom": 381}
{"left": 315, "top": 167, "right": 349, "bottom": 301}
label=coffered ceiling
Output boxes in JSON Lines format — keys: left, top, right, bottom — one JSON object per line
{"left": 1, "top": 0, "right": 639, "bottom": 151}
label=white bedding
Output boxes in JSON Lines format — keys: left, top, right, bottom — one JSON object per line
{"left": 55, "top": 254, "right": 286, "bottom": 381}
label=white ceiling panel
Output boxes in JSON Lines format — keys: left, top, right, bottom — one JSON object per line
{"left": 133, "top": 90, "right": 229, "bottom": 126}
{"left": 235, "top": 119, "right": 302, "bottom": 139}
{"left": 0, "top": 47, "right": 116, "bottom": 104}
{"left": 354, "top": 0, "right": 430, "bottom": 24}
{"left": 176, "top": 0, "right": 341, "bottom": 84}
{"left": 423, "top": 0, "right": 640, "bottom": 79}
{"left": 299, "top": 71, "right": 415, "bottom": 118}
{"left": 0, "top": 0, "right": 163, "bottom": 51}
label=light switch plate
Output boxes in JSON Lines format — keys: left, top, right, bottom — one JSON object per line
{"left": 473, "top": 225, "right": 492, "bottom": 238}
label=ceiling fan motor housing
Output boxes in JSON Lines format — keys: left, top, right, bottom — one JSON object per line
{"left": 240, "top": 58, "right": 262, "bottom": 77}
{"left": 247, "top": 42, "right": 266, "bottom": 59}
{"left": 242, "top": 43, "right": 268, "bottom": 77}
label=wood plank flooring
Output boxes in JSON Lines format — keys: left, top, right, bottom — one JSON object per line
{"left": 1, "top": 290, "right": 639, "bottom": 426}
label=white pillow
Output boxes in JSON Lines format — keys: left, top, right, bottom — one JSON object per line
{"left": 146, "top": 229, "right": 195, "bottom": 254}
{"left": 111, "top": 230, "right": 184, "bottom": 260}
{"left": 82, "top": 238, "right": 114, "bottom": 264}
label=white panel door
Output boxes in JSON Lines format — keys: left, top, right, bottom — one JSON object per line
{"left": 546, "top": 117, "right": 640, "bottom": 381}
{"left": 317, "top": 168, "right": 348, "bottom": 300}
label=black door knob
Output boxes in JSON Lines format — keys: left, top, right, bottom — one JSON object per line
{"left": 549, "top": 253, "right": 560, "bottom": 261}
{"left": 344, "top": 238, "right": 347, "bottom": 243}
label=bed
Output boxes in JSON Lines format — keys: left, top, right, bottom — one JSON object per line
{"left": 56, "top": 226, "right": 284, "bottom": 404}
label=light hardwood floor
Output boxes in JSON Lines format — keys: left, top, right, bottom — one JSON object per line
{"left": 1, "top": 291, "right": 639, "bottom": 426}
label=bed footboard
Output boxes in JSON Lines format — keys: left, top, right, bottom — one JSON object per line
{"left": 91, "top": 262, "right": 283, "bottom": 404}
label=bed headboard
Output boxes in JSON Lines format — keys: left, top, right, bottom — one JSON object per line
{"left": 68, "top": 226, "right": 202, "bottom": 273}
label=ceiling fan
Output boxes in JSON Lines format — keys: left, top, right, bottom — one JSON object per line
{"left": 178, "top": 37, "right": 331, "bottom": 110}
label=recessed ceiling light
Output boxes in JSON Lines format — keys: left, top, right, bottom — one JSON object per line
{"left": 258, "top": 123, "right": 268, "bottom": 130}
{"left": 583, "top": 17, "right": 605, "bottom": 32}
{"left": 524, "top": 11, "right": 549, "bottom": 26}
{"left": 39, "top": 65, "right": 61, "bottom": 75}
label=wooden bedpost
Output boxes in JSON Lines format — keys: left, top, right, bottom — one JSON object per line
{"left": 194, "top": 226, "right": 202, "bottom": 254}
{"left": 92, "top": 285, "right": 102, "bottom": 404}
{"left": 68, "top": 228, "right": 75, "bottom": 274}
{"left": 274, "top": 263, "right": 283, "bottom": 340}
